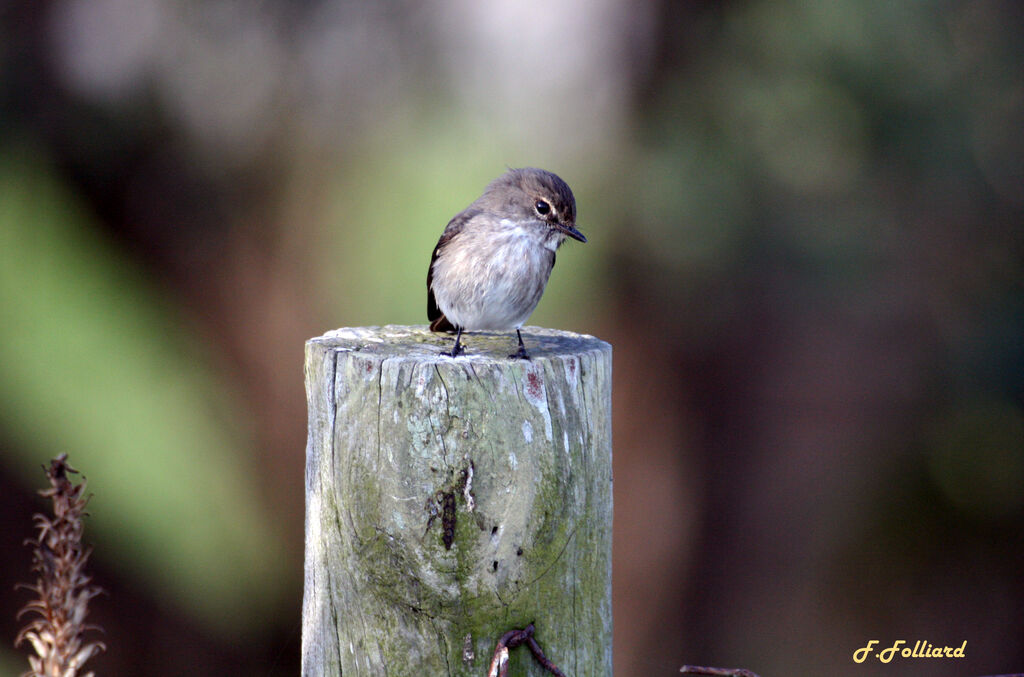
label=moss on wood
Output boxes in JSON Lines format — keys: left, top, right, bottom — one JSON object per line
{"left": 303, "top": 326, "right": 612, "bottom": 676}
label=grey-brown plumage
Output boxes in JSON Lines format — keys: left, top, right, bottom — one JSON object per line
{"left": 427, "top": 167, "right": 586, "bottom": 358}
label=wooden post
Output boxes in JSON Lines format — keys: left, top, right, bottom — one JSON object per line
{"left": 302, "top": 325, "right": 612, "bottom": 676}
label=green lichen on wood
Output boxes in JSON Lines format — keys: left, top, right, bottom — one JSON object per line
{"left": 303, "top": 326, "right": 612, "bottom": 676}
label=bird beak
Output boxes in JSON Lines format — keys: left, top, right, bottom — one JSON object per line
{"left": 557, "top": 222, "right": 587, "bottom": 243}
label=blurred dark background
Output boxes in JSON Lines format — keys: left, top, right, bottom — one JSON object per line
{"left": 1, "top": 0, "right": 1022, "bottom": 675}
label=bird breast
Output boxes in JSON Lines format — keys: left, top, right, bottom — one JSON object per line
{"left": 432, "top": 221, "right": 558, "bottom": 331}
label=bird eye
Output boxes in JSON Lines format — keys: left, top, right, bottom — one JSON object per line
{"left": 535, "top": 200, "right": 551, "bottom": 216}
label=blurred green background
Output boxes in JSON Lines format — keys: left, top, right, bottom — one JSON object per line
{"left": 1, "top": 1, "right": 1022, "bottom": 675}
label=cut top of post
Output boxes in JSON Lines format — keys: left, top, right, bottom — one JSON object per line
{"left": 309, "top": 324, "right": 609, "bottom": 362}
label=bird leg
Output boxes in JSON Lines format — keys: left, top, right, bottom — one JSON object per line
{"left": 444, "top": 327, "right": 466, "bottom": 357}
{"left": 509, "top": 329, "right": 530, "bottom": 360}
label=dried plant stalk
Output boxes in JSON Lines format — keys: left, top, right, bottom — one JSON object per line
{"left": 16, "top": 454, "right": 105, "bottom": 677}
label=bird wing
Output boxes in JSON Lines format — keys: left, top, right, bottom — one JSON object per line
{"left": 427, "top": 209, "right": 478, "bottom": 332}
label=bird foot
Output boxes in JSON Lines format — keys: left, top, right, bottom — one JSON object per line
{"left": 442, "top": 341, "right": 466, "bottom": 358}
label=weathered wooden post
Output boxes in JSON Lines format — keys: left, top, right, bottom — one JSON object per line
{"left": 302, "top": 325, "right": 612, "bottom": 676}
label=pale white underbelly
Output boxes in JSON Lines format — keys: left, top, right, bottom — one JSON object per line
{"left": 432, "top": 228, "right": 556, "bottom": 331}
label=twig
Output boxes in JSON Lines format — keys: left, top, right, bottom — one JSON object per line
{"left": 681, "top": 665, "right": 761, "bottom": 677}
{"left": 683, "top": 666, "right": 1024, "bottom": 677}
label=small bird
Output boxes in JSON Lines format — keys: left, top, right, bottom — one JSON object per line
{"left": 427, "top": 167, "right": 586, "bottom": 359}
